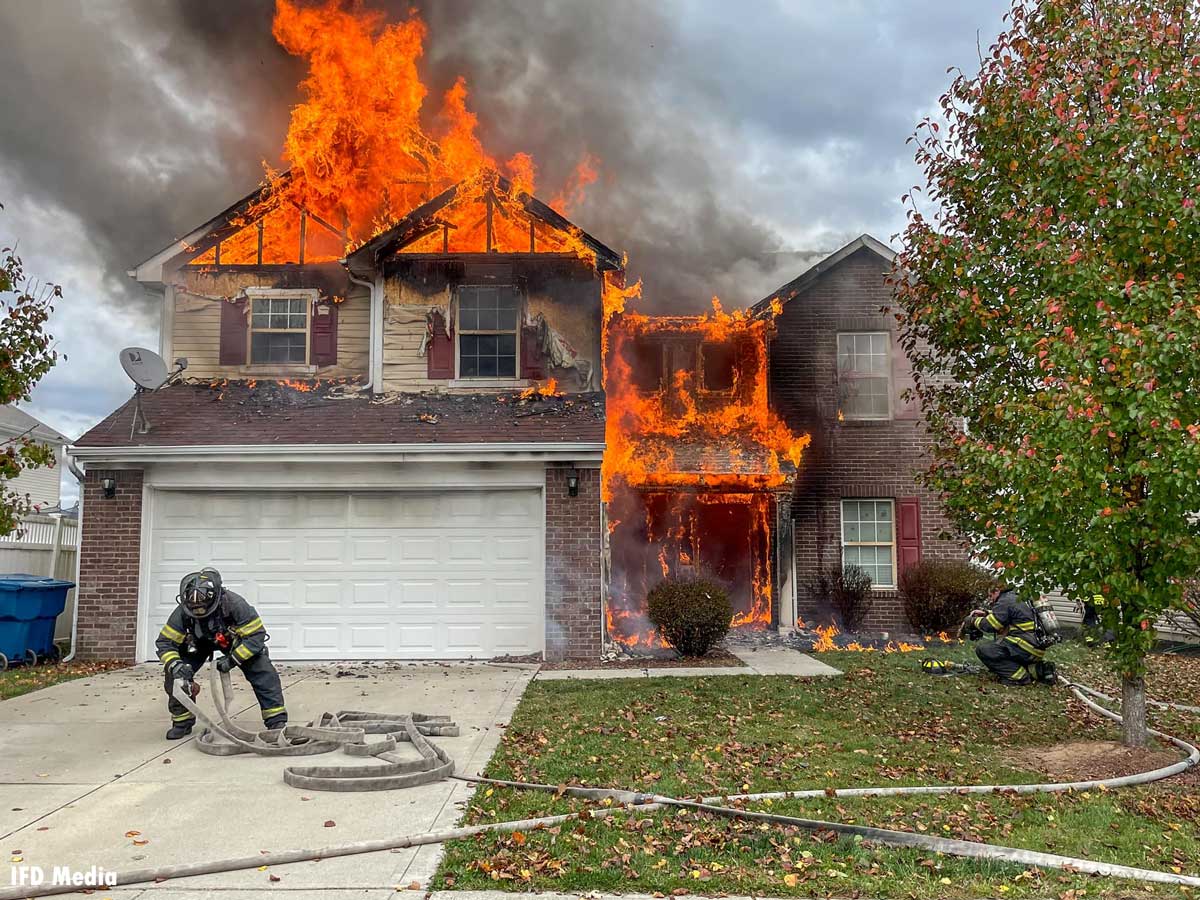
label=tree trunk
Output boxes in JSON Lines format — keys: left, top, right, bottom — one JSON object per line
{"left": 1121, "top": 674, "right": 1148, "bottom": 748}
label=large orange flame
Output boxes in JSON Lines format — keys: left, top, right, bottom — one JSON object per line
{"left": 602, "top": 284, "right": 812, "bottom": 648}
{"left": 194, "top": 0, "right": 598, "bottom": 266}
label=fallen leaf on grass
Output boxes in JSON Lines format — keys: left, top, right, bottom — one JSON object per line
{"left": 783, "top": 873, "right": 799, "bottom": 887}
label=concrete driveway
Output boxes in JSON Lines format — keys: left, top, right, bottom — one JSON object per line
{"left": 0, "top": 661, "right": 534, "bottom": 899}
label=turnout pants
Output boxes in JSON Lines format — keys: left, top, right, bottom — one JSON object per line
{"left": 975, "top": 639, "right": 1038, "bottom": 685}
{"left": 164, "top": 648, "right": 286, "bottom": 727}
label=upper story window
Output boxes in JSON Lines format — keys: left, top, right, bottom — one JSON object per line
{"left": 701, "top": 342, "right": 737, "bottom": 392}
{"left": 457, "top": 285, "right": 519, "bottom": 378}
{"left": 837, "top": 332, "right": 890, "bottom": 420}
{"left": 250, "top": 296, "right": 309, "bottom": 364}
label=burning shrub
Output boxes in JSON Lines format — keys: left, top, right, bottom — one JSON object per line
{"left": 899, "top": 559, "right": 996, "bottom": 633}
{"left": 809, "top": 565, "right": 875, "bottom": 632}
{"left": 646, "top": 577, "right": 733, "bottom": 657}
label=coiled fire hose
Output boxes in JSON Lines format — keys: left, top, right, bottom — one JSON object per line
{"left": 0, "top": 671, "right": 1196, "bottom": 899}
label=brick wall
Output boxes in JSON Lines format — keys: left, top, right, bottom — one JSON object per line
{"left": 75, "top": 469, "right": 143, "bottom": 660}
{"left": 545, "top": 464, "right": 603, "bottom": 660}
{"left": 769, "top": 248, "right": 968, "bottom": 632}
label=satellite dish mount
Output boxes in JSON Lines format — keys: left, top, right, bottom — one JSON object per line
{"left": 118, "top": 347, "right": 187, "bottom": 438}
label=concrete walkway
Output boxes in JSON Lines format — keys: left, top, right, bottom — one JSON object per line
{"left": 0, "top": 660, "right": 534, "bottom": 899}
{"left": 537, "top": 647, "right": 841, "bottom": 680}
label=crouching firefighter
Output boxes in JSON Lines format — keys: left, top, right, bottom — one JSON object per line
{"left": 155, "top": 568, "right": 287, "bottom": 739}
{"left": 961, "top": 584, "right": 1058, "bottom": 686}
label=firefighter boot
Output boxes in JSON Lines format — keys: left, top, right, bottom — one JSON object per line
{"left": 263, "top": 712, "right": 287, "bottom": 731}
{"left": 165, "top": 720, "right": 194, "bottom": 740}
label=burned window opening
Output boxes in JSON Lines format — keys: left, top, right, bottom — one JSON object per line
{"left": 628, "top": 338, "right": 667, "bottom": 394}
{"left": 701, "top": 342, "right": 737, "bottom": 392}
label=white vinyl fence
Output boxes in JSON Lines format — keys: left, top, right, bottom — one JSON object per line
{"left": 0, "top": 514, "right": 79, "bottom": 641}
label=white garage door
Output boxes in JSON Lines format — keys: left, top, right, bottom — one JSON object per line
{"left": 143, "top": 489, "right": 544, "bottom": 660}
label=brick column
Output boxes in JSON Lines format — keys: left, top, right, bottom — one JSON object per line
{"left": 544, "top": 464, "right": 602, "bottom": 661}
{"left": 74, "top": 469, "right": 143, "bottom": 661}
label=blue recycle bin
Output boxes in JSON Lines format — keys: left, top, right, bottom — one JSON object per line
{"left": 0, "top": 574, "right": 75, "bottom": 667}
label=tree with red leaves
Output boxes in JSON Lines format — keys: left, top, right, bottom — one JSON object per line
{"left": 1, "top": 204, "right": 61, "bottom": 537}
{"left": 894, "top": 1, "right": 1200, "bottom": 746}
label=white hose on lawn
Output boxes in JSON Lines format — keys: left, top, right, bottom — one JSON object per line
{"left": 0, "top": 676, "right": 1195, "bottom": 898}
{"left": 719, "top": 679, "right": 1199, "bottom": 804}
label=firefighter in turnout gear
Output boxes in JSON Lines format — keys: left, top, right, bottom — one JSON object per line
{"left": 156, "top": 568, "right": 287, "bottom": 740}
{"left": 961, "top": 585, "right": 1055, "bottom": 686}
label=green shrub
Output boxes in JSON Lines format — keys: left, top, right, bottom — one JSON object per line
{"left": 646, "top": 577, "right": 733, "bottom": 657}
{"left": 809, "top": 564, "right": 875, "bottom": 631}
{"left": 899, "top": 559, "right": 996, "bottom": 633}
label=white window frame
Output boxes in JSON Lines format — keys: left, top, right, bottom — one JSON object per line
{"left": 837, "top": 331, "right": 892, "bottom": 421}
{"left": 840, "top": 498, "right": 897, "bottom": 590}
{"left": 244, "top": 287, "right": 316, "bottom": 368}
{"left": 453, "top": 284, "right": 522, "bottom": 382}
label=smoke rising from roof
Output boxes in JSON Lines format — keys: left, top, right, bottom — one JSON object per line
{"left": 0, "top": 0, "right": 1006, "bottom": 450}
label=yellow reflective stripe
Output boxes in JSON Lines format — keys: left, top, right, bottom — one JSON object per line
{"left": 159, "top": 624, "right": 185, "bottom": 643}
{"left": 160, "top": 650, "right": 181, "bottom": 667}
{"left": 986, "top": 613, "right": 1003, "bottom": 630}
{"left": 233, "top": 643, "right": 254, "bottom": 661}
{"left": 1012, "top": 620, "right": 1037, "bottom": 632}
{"left": 1092, "top": 594, "right": 1104, "bottom": 604}
{"left": 171, "top": 711, "right": 195, "bottom": 721}
{"left": 261, "top": 706, "right": 286, "bottom": 718}
{"left": 1011, "top": 666, "right": 1030, "bottom": 682}
{"left": 1005, "top": 635, "right": 1045, "bottom": 659}
{"left": 234, "top": 618, "right": 263, "bottom": 637}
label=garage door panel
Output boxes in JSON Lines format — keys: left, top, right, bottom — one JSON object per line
{"left": 349, "top": 534, "right": 391, "bottom": 563}
{"left": 297, "top": 581, "right": 340, "bottom": 608}
{"left": 304, "top": 537, "right": 345, "bottom": 564}
{"left": 397, "top": 581, "right": 437, "bottom": 608}
{"left": 396, "top": 623, "right": 437, "bottom": 653}
{"left": 145, "top": 488, "right": 545, "bottom": 660}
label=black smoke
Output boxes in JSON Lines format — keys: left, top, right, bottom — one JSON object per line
{"left": 0, "top": 0, "right": 1006, "bottom": 322}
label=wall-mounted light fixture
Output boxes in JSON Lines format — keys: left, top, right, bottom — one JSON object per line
{"left": 101, "top": 477, "right": 116, "bottom": 499}
{"left": 566, "top": 467, "right": 580, "bottom": 498}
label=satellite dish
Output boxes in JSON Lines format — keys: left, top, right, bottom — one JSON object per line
{"left": 119, "top": 347, "right": 169, "bottom": 390}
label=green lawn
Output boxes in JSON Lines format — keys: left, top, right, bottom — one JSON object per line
{"left": 436, "top": 642, "right": 1200, "bottom": 899}
{"left": 0, "top": 658, "right": 128, "bottom": 701}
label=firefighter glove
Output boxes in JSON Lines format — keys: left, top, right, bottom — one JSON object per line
{"left": 171, "top": 661, "right": 195, "bottom": 684}
{"left": 216, "top": 655, "right": 236, "bottom": 674}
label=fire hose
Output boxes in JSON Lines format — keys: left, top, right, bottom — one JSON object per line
{"left": 0, "top": 671, "right": 1196, "bottom": 899}
{"left": 173, "top": 664, "right": 460, "bottom": 790}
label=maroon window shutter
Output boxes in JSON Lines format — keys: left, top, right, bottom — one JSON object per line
{"left": 427, "top": 310, "right": 454, "bottom": 379}
{"left": 219, "top": 299, "right": 248, "bottom": 366}
{"left": 896, "top": 497, "right": 922, "bottom": 578}
{"left": 520, "top": 324, "right": 545, "bottom": 380}
{"left": 311, "top": 301, "right": 338, "bottom": 367}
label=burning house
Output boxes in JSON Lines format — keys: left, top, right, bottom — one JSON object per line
{"left": 602, "top": 299, "right": 810, "bottom": 646}
{"left": 68, "top": 1, "right": 961, "bottom": 665}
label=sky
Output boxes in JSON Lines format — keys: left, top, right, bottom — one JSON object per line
{"left": 0, "top": 0, "right": 1010, "bottom": 504}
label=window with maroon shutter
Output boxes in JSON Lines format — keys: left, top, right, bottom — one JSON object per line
{"left": 219, "top": 299, "right": 248, "bottom": 366}
{"left": 311, "top": 301, "right": 338, "bottom": 367}
{"left": 427, "top": 309, "right": 454, "bottom": 379}
{"left": 896, "top": 496, "right": 922, "bottom": 578}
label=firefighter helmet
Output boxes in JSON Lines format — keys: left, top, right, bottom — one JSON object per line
{"left": 178, "top": 568, "right": 223, "bottom": 619}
